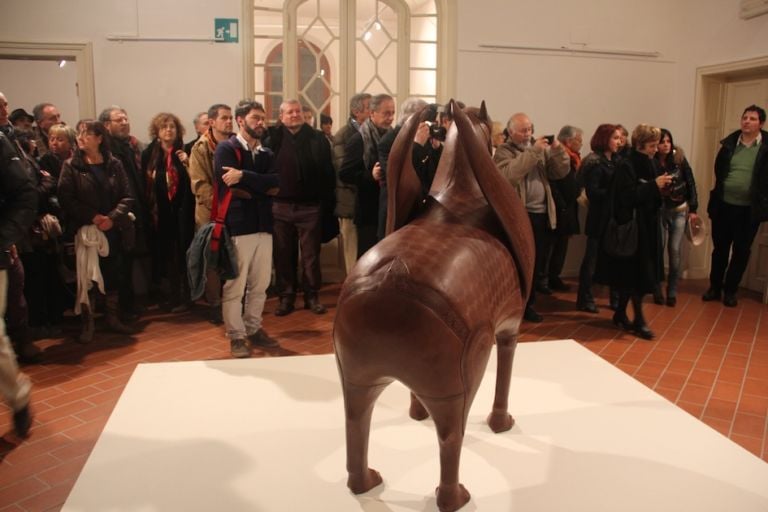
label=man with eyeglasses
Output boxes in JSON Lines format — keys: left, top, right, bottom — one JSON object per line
{"left": 99, "top": 106, "right": 146, "bottom": 322}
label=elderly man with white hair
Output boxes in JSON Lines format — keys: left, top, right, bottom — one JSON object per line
{"left": 493, "top": 112, "right": 570, "bottom": 323}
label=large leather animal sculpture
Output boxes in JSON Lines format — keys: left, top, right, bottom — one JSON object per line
{"left": 333, "top": 100, "right": 535, "bottom": 512}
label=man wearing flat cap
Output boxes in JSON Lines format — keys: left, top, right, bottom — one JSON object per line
{"left": 9, "top": 109, "right": 34, "bottom": 132}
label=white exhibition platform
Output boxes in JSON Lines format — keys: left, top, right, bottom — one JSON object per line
{"left": 63, "top": 340, "right": 768, "bottom": 512}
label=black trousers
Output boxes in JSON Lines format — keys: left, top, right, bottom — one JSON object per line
{"left": 577, "top": 236, "right": 599, "bottom": 305}
{"left": 20, "top": 249, "right": 66, "bottom": 327}
{"left": 548, "top": 233, "right": 570, "bottom": 281}
{"left": 272, "top": 201, "right": 322, "bottom": 300}
{"left": 527, "top": 212, "right": 554, "bottom": 307}
{"left": 709, "top": 202, "right": 760, "bottom": 294}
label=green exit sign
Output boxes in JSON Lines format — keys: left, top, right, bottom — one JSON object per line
{"left": 215, "top": 18, "right": 239, "bottom": 43}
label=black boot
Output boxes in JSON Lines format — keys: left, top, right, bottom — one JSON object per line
{"left": 631, "top": 294, "right": 654, "bottom": 340}
{"left": 612, "top": 291, "right": 632, "bottom": 331}
{"left": 77, "top": 304, "right": 96, "bottom": 344}
{"left": 106, "top": 294, "right": 137, "bottom": 334}
{"left": 652, "top": 284, "right": 664, "bottom": 305}
{"left": 304, "top": 294, "right": 326, "bottom": 314}
{"left": 609, "top": 287, "right": 620, "bottom": 311}
{"left": 274, "top": 296, "right": 295, "bottom": 316}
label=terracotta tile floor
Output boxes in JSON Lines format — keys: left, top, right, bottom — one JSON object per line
{"left": 0, "top": 278, "right": 766, "bottom": 511}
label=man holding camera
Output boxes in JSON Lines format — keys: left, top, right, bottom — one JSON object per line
{"left": 493, "top": 112, "right": 570, "bottom": 322}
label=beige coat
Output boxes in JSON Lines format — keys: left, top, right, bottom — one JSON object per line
{"left": 188, "top": 132, "right": 216, "bottom": 228}
{"left": 493, "top": 141, "right": 570, "bottom": 229}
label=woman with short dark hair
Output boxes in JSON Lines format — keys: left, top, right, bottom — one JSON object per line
{"left": 576, "top": 123, "right": 621, "bottom": 313}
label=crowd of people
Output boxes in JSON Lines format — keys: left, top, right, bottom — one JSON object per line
{"left": 0, "top": 90, "right": 766, "bottom": 437}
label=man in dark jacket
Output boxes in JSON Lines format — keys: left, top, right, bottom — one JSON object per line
{"left": 99, "top": 106, "right": 144, "bottom": 320}
{"left": 332, "top": 93, "right": 371, "bottom": 272}
{"left": 547, "top": 125, "right": 583, "bottom": 293}
{"left": 267, "top": 99, "right": 336, "bottom": 316}
{"left": 214, "top": 100, "right": 280, "bottom": 358}
{"left": 339, "top": 93, "right": 395, "bottom": 257}
{"left": 704, "top": 104, "right": 768, "bottom": 307}
{"left": 0, "top": 131, "right": 37, "bottom": 438}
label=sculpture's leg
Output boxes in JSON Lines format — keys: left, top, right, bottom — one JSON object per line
{"left": 418, "top": 394, "right": 470, "bottom": 512}
{"left": 409, "top": 391, "right": 429, "bottom": 420}
{"left": 487, "top": 331, "right": 518, "bottom": 433}
{"left": 343, "top": 381, "right": 387, "bottom": 494}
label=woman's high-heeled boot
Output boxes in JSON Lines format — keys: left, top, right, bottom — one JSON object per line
{"left": 612, "top": 291, "right": 632, "bottom": 331}
{"left": 631, "top": 294, "right": 654, "bottom": 340}
{"left": 78, "top": 302, "right": 95, "bottom": 344}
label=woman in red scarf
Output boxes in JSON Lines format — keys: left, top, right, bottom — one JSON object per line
{"left": 141, "top": 113, "right": 195, "bottom": 313}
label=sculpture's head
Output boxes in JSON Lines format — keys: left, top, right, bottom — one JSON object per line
{"left": 453, "top": 101, "right": 493, "bottom": 156}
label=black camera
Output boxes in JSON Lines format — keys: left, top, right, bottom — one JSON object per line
{"left": 543, "top": 135, "right": 555, "bottom": 144}
{"left": 665, "top": 168, "right": 687, "bottom": 200}
{"left": 424, "top": 103, "right": 447, "bottom": 142}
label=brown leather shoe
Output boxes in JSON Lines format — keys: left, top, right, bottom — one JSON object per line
{"left": 230, "top": 338, "right": 251, "bottom": 358}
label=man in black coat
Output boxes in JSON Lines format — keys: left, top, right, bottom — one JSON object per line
{"left": 547, "top": 125, "right": 583, "bottom": 293}
{"left": 704, "top": 104, "right": 768, "bottom": 307}
{"left": 99, "top": 106, "right": 144, "bottom": 320}
{"left": 267, "top": 99, "right": 336, "bottom": 316}
{"left": 339, "top": 93, "right": 395, "bottom": 257}
{"left": 0, "top": 131, "right": 37, "bottom": 438}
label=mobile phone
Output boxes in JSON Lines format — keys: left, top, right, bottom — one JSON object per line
{"left": 543, "top": 135, "right": 555, "bottom": 144}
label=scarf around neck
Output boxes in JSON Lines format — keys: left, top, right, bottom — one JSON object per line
{"left": 360, "top": 118, "right": 384, "bottom": 170}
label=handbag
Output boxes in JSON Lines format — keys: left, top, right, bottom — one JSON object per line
{"left": 603, "top": 213, "right": 638, "bottom": 257}
{"left": 602, "top": 179, "right": 638, "bottom": 258}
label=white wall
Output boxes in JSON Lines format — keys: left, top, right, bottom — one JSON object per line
{"left": 0, "top": 0, "right": 244, "bottom": 144}
{"left": 455, "top": 0, "right": 768, "bottom": 276}
{"left": 0, "top": 59, "right": 80, "bottom": 126}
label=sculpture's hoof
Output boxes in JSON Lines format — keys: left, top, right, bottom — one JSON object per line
{"left": 487, "top": 410, "right": 515, "bottom": 433}
{"left": 348, "top": 468, "right": 383, "bottom": 494}
{"left": 436, "top": 483, "right": 470, "bottom": 512}
{"left": 409, "top": 400, "right": 429, "bottom": 421}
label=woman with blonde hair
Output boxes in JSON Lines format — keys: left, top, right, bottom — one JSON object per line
{"left": 594, "top": 124, "right": 672, "bottom": 339}
{"left": 39, "top": 123, "right": 76, "bottom": 180}
{"left": 141, "top": 113, "right": 195, "bottom": 313}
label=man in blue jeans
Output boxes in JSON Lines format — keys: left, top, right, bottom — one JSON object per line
{"left": 704, "top": 104, "right": 767, "bottom": 307}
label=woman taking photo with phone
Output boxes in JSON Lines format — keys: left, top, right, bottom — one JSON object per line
{"left": 594, "top": 124, "right": 672, "bottom": 340}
